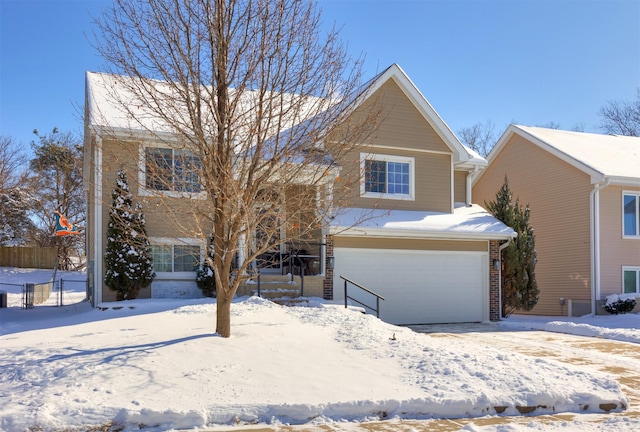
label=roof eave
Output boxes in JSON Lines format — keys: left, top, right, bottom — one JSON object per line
{"left": 329, "top": 226, "right": 516, "bottom": 241}
{"left": 597, "top": 175, "right": 640, "bottom": 187}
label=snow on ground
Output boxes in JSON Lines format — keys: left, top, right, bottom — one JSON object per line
{"left": 499, "top": 314, "right": 640, "bottom": 345}
{"left": 0, "top": 268, "right": 638, "bottom": 432}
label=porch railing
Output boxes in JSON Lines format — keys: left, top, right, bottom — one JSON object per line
{"left": 283, "top": 242, "right": 325, "bottom": 297}
{"left": 253, "top": 242, "right": 325, "bottom": 298}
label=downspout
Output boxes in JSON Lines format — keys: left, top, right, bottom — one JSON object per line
{"left": 94, "top": 134, "right": 103, "bottom": 306}
{"left": 466, "top": 166, "right": 480, "bottom": 206}
{"left": 590, "top": 178, "right": 610, "bottom": 315}
{"left": 498, "top": 237, "right": 513, "bottom": 319}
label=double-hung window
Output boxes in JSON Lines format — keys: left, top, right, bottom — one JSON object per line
{"left": 623, "top": 267, "right": 640, "bottom": 294}
{"left": 152, "top": 243, "right": 200, "bottom": 273}
{"left": 623, "top": 192, "right": 640, "bottom": 237}
{"left": 361, "top": 153, "right": 414, "bottom": 200}
{"left": 145, "top": 147, "right": 202, "bottom": 193}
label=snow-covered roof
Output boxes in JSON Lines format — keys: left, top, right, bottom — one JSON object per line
{"left": 330, "top": 203, "right": 515, "bottom": 240}
{"left": 86, "top": 66, "right": 488, "bottom": 170}
{"left": 490, "top": 125, "right": 640, "bottom": 186}
{"left": 86, "top": 71, "right": 185, "bottom": 134}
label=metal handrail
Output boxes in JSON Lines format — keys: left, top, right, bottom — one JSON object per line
{"left": 287, "top": 251, "right": 306, "bottom": 296}
{"left": 340, "top": 275, "right": 385, "bottom": 318}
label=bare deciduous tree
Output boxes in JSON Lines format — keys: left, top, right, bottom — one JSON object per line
{"left": 92, "top": 0, "right": 378, "bottom": 337}
{"left": 457, "top": 120, "right": 497, "bottom": 158}
{"left": 0, "top": 135, "right": 32, "bottom": 246}
{"left": 598, "top": 89, "right": 640, "bottom": 137}
{"left": 27, "top": 129, "right": 85, "bottom": 269}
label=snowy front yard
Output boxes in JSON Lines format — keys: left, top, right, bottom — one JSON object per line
{"left": 0, "top": 268, "right": 638, "bottom": 431}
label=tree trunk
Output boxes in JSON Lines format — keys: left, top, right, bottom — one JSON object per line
{"left": 216, "top": 288, "right": 232, "bottom": 337}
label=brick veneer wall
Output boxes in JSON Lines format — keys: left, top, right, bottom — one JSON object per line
{"left": 489, "top": 240, "right": 501, "bottom": 321}
{"left": 323, "top": 235, "right": 334, "bottom": 300}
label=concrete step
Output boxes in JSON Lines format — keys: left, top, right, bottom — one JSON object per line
{"left": 252, "top": 287, "right": 300, "bottom": 299}
{"left": 246, "top": 274, "right": 302, "bottom": 294}
{"left": 273, "top": 297, "right": 310, "bottom": 307}
{"left": 249, "top": 274, "right": 298, "bottom": 283}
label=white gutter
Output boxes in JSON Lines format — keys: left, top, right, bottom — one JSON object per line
{"left": 590, "top": 178, "right": 610, "bottom": 315}
{"left": 498, "top": 237, "right": 512, "bottom": 319}
{"left": 329, "top": 227, "right": 515, "bottom": 242}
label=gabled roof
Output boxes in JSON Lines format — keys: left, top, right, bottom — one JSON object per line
{"left": 483, "top": 125, "right": 640, "bottom": 186}
{"left": 352, "top": 64, "right": 486, "bottom": 169}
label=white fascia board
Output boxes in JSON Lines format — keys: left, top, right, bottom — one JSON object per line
{"left": 456, "top": 159, "right": 488, "bottom": 171}
{"left": 90, "top": 125, "right": 184, "bottom": 144}
{"left": 599, "top": 176, "right": 640, "bottom": 187}
{"left": 329, "top": 225, "right": 516, "bottom": 241}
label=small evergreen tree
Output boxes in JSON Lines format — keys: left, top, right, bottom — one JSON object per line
{"left": 486, "top": 177, "right": 539, "bottom": 317}
{"left": 104, "top": 169, "right": 155, "bottom": 300}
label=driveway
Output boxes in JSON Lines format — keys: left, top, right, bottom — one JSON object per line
{"left": 405, "top": 323, "right": 640, "bottom": 430}
{"left": 209, "top": 324, "right": 640, "bottom": 431}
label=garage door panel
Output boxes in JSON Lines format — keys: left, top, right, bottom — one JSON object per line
{"left": 334, "top": 248, "right": 487, "bottom": 325}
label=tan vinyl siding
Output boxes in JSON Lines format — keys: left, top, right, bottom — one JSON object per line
{"left": 473, "top": 134, "right": 593, "bottom": 316}
{"left": 599, "top": 186, "right": 640, "bottom": 297}
{"left": 101, "top": 138, "right": 212, "bottom": 239}
{"left": 337, "top": 145, "right": 452, "bottom": 212}
{"left": 344, "top": 80, "right": 452, "bottom": 153}
{"left": 330, "top": 78, "right": 454, "bottom": 213}
{"left": 454, "top": 170, "right": 468, "bottom": 204}
{"left": 99, "top": 138, "right": 213, "bottom": 301}
{"left": 334, "top": 236, "right": 487, "bottom": 252}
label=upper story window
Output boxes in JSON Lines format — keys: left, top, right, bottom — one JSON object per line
{"left": 360, "top": 153, "right": 415, "bottom": 200}
{"left": 623, "top": 192, "right": 639, "bottom": 237}
{"left": 145, "top": 147, "right": 202, "bottom": 193}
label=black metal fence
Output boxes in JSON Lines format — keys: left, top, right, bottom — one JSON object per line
{"left": 0, "top": 279, "right": 87, "bottom": 309}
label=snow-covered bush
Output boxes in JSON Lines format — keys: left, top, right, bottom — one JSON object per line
{"left": 603, "top": 294, "right": 637, "bottom": 315}
{"left": 196, "top": 261, "right": 216, "bottom": 297}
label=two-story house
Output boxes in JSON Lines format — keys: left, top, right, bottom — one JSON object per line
{"left": 84, "top": 64, "right": 515, "bottom": 325}
{"left": 473, "top": 125, "right": 640, "bottom": 317}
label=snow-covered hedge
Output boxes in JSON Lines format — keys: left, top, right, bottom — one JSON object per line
{"left": 603, "top": 294, "right": 637, "bottom": 315}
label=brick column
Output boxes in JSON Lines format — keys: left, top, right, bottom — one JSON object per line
{"left": 489, "top": 240, "right": 501, "bottom": 321}
{"left": 323, "top": 235, "right": 334, "bottom": 300}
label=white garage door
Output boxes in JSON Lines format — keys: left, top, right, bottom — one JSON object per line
{"left": 333, "top": 248, "right": 488, "bottom": 325}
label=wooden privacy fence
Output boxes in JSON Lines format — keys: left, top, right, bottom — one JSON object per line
{"left": 0, "top": 247, "right": 57, "bottom": 269}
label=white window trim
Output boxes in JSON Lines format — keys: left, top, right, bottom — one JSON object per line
{"left": 623, "top": 266, "right": 640, "bottom": 294}
{"left": 138, "top": 144, "right": 208, "bottom": 200}
{"left": 359, "top": 153, "right": 415, "bottom": 201}
{"left": 622, "top": 191, "right": 640, "bottom": 239}
{"left": 150, "top": 237, "right": 203, "bottom": 279}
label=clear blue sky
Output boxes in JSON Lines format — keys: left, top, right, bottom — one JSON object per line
{"left": 1, "top": 0, "right": 639, "bottom": 149}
